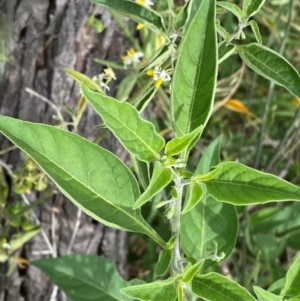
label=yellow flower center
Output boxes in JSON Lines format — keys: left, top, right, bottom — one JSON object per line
{"left": 136, "top": 0, "right": 145, "bottom": 5}
{"left": 146, "top": 69, "right": 154, "bottom": 76}
{"left": 136, "top": 23, "right": 145, "bottom": 30}
{"left": 127, "top": 48, "right": 135, "bottom": 58}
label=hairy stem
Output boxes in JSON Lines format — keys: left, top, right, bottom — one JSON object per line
{"left": 170, "top": 171, "right": 184, "bottom": 275}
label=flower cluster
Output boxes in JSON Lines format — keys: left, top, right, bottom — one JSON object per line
{"left": 147, "top": 66, "right": 171, "bottom": 88}
{"left": 121, "top": 48, "right": 144, "bottom": 68}
{"left": 92, "top": 67, "right": 116, "bottom": 92}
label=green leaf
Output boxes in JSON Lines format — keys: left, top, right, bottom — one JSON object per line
{"left": 165, "top": 125, "right": 203, "bottom": 157}
{"left": 131, "top": 155, "right": 150, "bottom": 190}
{"left": 218, "top": 43, "right": 235, "bottom": 64}
{"left": 0, "top": 166, "right": 8, "bottom": 204}
{"left": 135, "top": 87, "right": 157, "bottom": 113}
{"left": 9, "top": 226, "right": 41, "bottom": 254}
{"left": 175, "top": 0, "right": 190, "bottom": 30}
{"left": 91, "top": 0, "right": 167, "bottom": 37}
{"left": 192, "top": 273, "right": 258, "bottom": 301}
{"left": 182, "top": 181, "right": 205, "bottom": 214}
{"left": 32, "top": 255, "right": 132, "bottom": 301}
{"left": 133, "top": 161, "right": 173, "bottom": 209}
{"left": 116, "top": 72, "right": 139, "bottom": 101}
{"left": 195, "top": 135, "right": 223, "bottom": 174}
{"left": 248, "top": 20, "right": 262, "bottom": 44}
{"left": 154, "top": 248, "right": 173, "bottom": 276}
{"left": 182, "top": 260, "right": 204, "bottom": 283}
{"left": 181, "top": 195, "right": 238, "bottom": 259}
{"left": 94, "top": 58, "right": 125, "bottom": 70}
{"left": 0, "top": 115, "right": 166, "bottom": 247}
{"left": 177, "top": 283, "right": 184, "bottom": 301}
{"left": 141, "top": 44, "right": 173, "bottom": 74}
{"left": 252, "top": 233, "right": 283, "bottom": 260}
{"left": 216, "top": 24, "right": 230, "bottom": 41}
{"left": 236, "top": 43, "right": 300, "bottom": 98}
{"left": 183, "top": 0, "right": 202, "bottom": 33}
{"left": 203, "top": 162, "right": 300, "bottom": 205}
{"left": 253, "top": 286, "right": 282, "bottom": 301}
{"left": 171, "top": 0, "right": 217, "bottom": 136}
{"left": 281, "top": 255, "right": 300, "bottom": 297}
{"left": 268, "top": 278, "right": 285, "bottom": 295}
{"left": 243, "top": 0, "right": 266, "bottom": 19}
{"left": 121, "top": 277, "right": 178, "bottom": 301}
{"left": 64, "top": 68, "right": 101, "bottom": 92}
{"left": 166, "top": 234, "right": 177, "bottom": 249}
{"left": 82, "top": 84, "right": 165, "bottom": 163}
{"left": 217, "top": 2, "right": 244, "bottom": 20}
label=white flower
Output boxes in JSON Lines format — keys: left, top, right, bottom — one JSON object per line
{"left": 121, "top": 48, "right": 144, "bottom": 68}
{"left": 136, "top": 0, "right": 154, "bottom": 7}
{"left": 1, "top": 239, "right": 11, "bottom": 250}
{"left": 147, "top": 66, "right": 171, "bottom": 88}
{"left": 92, "top": 68, "right": 117, "bottom": 92}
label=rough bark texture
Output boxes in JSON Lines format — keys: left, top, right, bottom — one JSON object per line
{"left": 0, "top": 1, "right": 131, "bottom": 300}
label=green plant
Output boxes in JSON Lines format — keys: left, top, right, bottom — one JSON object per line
{"left": 1, "top": 0, "right": 300, "bottom": 300}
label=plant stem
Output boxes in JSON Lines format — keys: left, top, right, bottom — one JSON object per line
{"left": 170, "top": 170, "right": 196, "bottom": 300}
{"left": 170, "top": 171, "right": 184, "bottom": 275}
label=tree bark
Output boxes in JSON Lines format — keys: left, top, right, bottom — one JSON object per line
{"left": 0, "top": 1, "right": 130, "bottom": 300}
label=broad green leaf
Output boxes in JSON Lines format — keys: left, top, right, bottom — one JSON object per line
{"left": 182, "top": 181, "right": 205, "bottom": 214}
{"left": 281, "top": 255, "right": 300, "bottom": 297}
{"left": 91, "top": 0, "right": 167, "bottom": 37}
{"left": 82, "top": 84, "right": 165, "bottom": 163}
{"left": 171, "top": 0, "right": 217, "bottom": 137}
{"left": 217, "top": 2, "right": 244, "bottom": 20}
{"left": 183, "top": 0, "right": 202, "bottom": 32}
{"left": 9, "top": 226, "right": 41, "bottom": 254}
{"left": 154, "top": 248, "right": 173, "bottom": 276}
{"left": 236, "top": 43, "right": 300, "bottom": 98}
{"left": 248, "top": 20, "right": 262, "bottom": 44}
{"left": 195, "top": 135, "right": 223, "bottom": 174}
{"left": 181, "top": 195, "right": 238, "bottom": 259}
{"left": 192, "top": 273, "right": 257, "bottom": 301}
{"left": 121, "top": 277, "right": 178, "bottom": 301}
{"left": 0, "top": 115, "right": 166, "bottom": 247}
{"left": 133, "top": 161, "right": 173, "bottom": 209}
{"left": 253, "top": 286, "right": 282, "bottom": 301}
{"left": 268, "top": 278, "right": 285, "bottom": 295}
{"left": 182, "top": 260, "right": 204, "bottom": 283}
{"left": 203, "top": 162, "right": 300, "bottom": 205}
{"left": 248, "top": 202, "right": 300, "bottom": 235}
{"left": 243, "top": 0, "right": 266, "bottom": 19}
{"left": 32, "top": 255, "right": 132, "bottom": 301}
{"left": 64, "top": 68, "right": 101, "bottom": 92}
{"left": 165, "top": 125, "right": 203, "bottom": 157}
